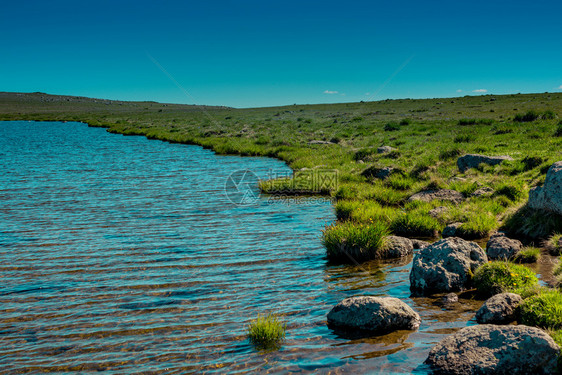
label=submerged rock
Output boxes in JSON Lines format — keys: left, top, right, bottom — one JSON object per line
{"left": 410, "top": 237, "right": 487, "bottom": 296}
{"left": 457, "top": 154, "right": 513, "bottom": 173}
{"left": 528, "top": 161, "right": 562, "bottom": 216}
{"left": 327, "top": 296, "right": 420, "bottom": 333}
{"left": 408, "top": 189, "right": 465, "bottom": 204}
{"left": 475, "top": 293, "right": 522, "bottom": 324}
{"left": 486, "top": 234, "right": 523, "bottom": 260}
{"left": 425, "top": 325, "right": 560, "bottom": 374}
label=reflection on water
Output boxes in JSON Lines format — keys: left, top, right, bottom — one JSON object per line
{"left": 0, "top": 121, "right": 495, "bottom": 374}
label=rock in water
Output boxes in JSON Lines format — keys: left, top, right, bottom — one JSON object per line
{"left": 475, "top": 293, "right": 522, "bottom": 324}
{"left": 528, "top": 161, "right": 562, "bottom": 216}
{"left": 327, "top": 296, "right": 420, "bottom": 333}
{"left": 425, "top": 325, "right": 560, "bottom": 374}
{"left": 486, "top": 234, "right": 523, "bottom": 260}
{"left": 380, "top": 236, "right": 414, "bottom": 258}
{"left": 410, "top": 237, "right": 487, "bottom": 295}
{"left": 457, "top": 154, "right": 513, "bottom": 173}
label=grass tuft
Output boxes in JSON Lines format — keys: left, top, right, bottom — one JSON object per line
{"left": 473, "top": 261, "right": 539, "bottom": 297}
{"left": 322, "top": 221, "right": 390, "bottom": 262}
{"left": 520, "top": 290, "right": 562, "bottom": 330}
{"left": 248, "top": 314, "right": 286, "bottom": 350}
{"left": 512, "top": 247, "right": 541, "bottom": 263}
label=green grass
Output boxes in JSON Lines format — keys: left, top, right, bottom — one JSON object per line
{"left": 322, "top": 221, "right": 390, "bottom": 262}
{"left": 248, "top": 314, "right": 286, "bottom": 350}
{"left": 2, "top": 91, "right": 562, "bottom": 242}
{"left": 520, "top": 290, "right": 562, "bottom": 330}
{"left": 473, "top": 261, "right": 539, "bottom": 297}
{"left": 546, "top": 233, "right": 562, "bottom": 255}
{"left": 512, "top": 246, "right": 541, "bottom": 263}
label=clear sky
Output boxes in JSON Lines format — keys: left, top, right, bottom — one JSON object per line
{"left": 1, "top": 0, "right": 561, "bottom": 108}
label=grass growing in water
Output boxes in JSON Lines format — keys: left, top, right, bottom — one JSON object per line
{"left": 323, "top": 221, "right": 390, "bottom": 262}
{"left": 473, "top": 261, "right": 538, "bottom": 297}
{"left": 512, "top": 247, "right": 541, "bottom": 263}
{"left": 248, "top": 314, "right": 286, "bottom": 350}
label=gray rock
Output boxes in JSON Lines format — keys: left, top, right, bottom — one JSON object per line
{"left": 408, "top": 189, "right": 465, "bottom": 204}
{"left": 380, "top": 236, "right": 414, "bottom": 258}
{"left": 361, "top": 166, "right": 401, "bottom": 180}
{"left": 457, "top": 154, "right": 514, "bottom": 173}
{"left": 410, "top": 237, "right": 487, "bottom": 295}
{"left": 411, "top": 239, "right": 430, "bottom": 249}
{"left": 308, "top": 140, "right": 333, "bottom": 145}
{"left": 486, "top": 235, "right": 523, "bottom": 260}
{"left": 471, "top": 186, "right": 494, "bottom": 197}
{"left": 425, "top": 324, "right": 559, "bottom": 374}
{"left": 528, "top": 161, "right": 562, "bottom": 216}
{"left": 429, "top": 206, "right": 449, "bottom": 218}
{"left": 476, "top": 293, "right": 522, "bottom": 324}
{"left": 327, "top": 296, "right": 421, "bottom": 333}
{"left": 377, "top": 145, "right": 396, "bottom": 154}
{"left": 442, "top": 292, "right": 459, "bottom": 304}
{"left": 442, "top": 222, "right": 463, "bottom": 238}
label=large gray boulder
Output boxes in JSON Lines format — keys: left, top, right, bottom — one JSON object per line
{"left": 408, "top": 189, "right": 465, "bottom": 204}
{"left": 327, "top": 296, "right": 420, "bottom": 333}
{"left": 410, "top": 237, "right": 487, "bottom": 295}
{"left": 457, "top": 154, "right": 513, "bottom": 173}
{"left": 380, "top": 236, "right": 414, "bottom": 258}
{"left": 528, "top": 161, "right": 562, "bottom": 216}
{"left": 425, "top": 325, "right": 560, "bottom": 374}
{"left": 475, "top": 293, "right": 522, "bottom": 324}
{"left": 486, "top": 234, "right": 523, "bottom": 260}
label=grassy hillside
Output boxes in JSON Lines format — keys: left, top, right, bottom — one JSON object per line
{"left": 2, "top": 91, "right": 562, "bottom": 242}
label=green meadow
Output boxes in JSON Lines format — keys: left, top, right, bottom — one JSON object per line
{"left": 2, "top": 91, "right": 562, "bottom": 243}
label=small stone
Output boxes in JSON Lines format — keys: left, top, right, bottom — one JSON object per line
{"left": 476, "top": 293, "right": 522, "bottom": 324}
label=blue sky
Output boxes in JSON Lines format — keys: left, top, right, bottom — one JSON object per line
{"left": 1, "top": 0, "right": 561, "bottom": 108}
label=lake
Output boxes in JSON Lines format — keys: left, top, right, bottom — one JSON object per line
{"left": 0, "top": 121, "right": 481, "bottom": 374}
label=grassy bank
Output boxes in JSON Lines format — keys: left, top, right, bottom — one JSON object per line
{"left": 2, "top": 91, "right": 562, "bottom": 243}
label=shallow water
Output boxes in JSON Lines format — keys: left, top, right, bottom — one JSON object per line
{"left": 0, "top": 121, "right": 489, "bottom": 374}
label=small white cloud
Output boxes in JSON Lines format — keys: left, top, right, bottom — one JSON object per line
{"left": 558, "top": 85, "right": 562, "bottom": 90}
{"left": 341, "top": 93, "right": 346, "bottom": 96}
{"left": 323, "top": 90, "right": 338, "bottom": 94}
{"left": 456, "top": 89, "right": 463, "bottom": 93}
{"left": 365, "top": 92, "right": 371, "bottom": 96}
{"left": 472, "top": 89, "right": 488, "bottom": 93}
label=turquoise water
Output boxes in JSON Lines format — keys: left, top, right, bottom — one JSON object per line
{"left": 0, "top": 121, "right": 480, "bottom": 374}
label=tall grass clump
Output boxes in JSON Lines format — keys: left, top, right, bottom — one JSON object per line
{"left": 473, "top": 261, "right": 539, "bottom": 297}
{"left": 323, "top": 221, "right": 390, "bottom": 262}
{"left": 512, "top": 247, "right": 541, "bottom": 263}
{"left": 514, "top": 110, "right": 541, "bottom": 122}
{"left": 390, "top": 211, "right": 442, "bottom": 237}
{"left": 555, "top": 121, "right": 562, "bottom": 137}
{"left": 520, "top": 290, "right": 562, "bottom": 330}
{"left": 248, "top": 314, "right": 286, "bottom": 350}
{"left": 545, "top": 233, "right": 562, "bottom": 255}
